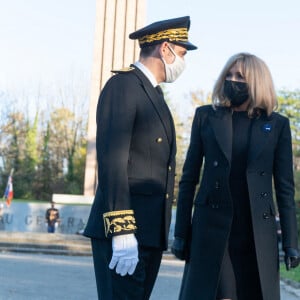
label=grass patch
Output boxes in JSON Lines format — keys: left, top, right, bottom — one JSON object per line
{"left": 280, "top": 263, "right": 300, "bottom": 282}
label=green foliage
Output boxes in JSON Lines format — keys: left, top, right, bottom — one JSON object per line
{"left": 280, "top": 263, "right": 300, "bottom": 282}
{"left": 277, "top": 90, "right": 300, "bottom": 242}
{"left": 25, "top": 112, "right": 39, "bottom": 170}
{"left": 278, "top": 90, "right": 300, "bottom": 161}
{"left": 0, "top": 101, "right": 87, "bottom": 201}
{"left": 294, "top": 171, "right": 300, "bottom": 204}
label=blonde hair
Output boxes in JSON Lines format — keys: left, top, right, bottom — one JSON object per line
{"left": 212, "top": 53, "right": 277, "bottom": 116}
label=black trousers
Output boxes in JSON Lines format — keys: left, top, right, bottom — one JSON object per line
{"left": 91, "top": 238, "right": 163, "bottom": 300}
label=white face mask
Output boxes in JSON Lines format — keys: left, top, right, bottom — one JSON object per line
{"left": 162, "top": 45, "right": 186, "bottom": 83}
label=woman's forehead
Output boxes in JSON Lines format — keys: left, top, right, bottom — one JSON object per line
{"left": 230, "top": 61, "right": 244, "bottom": 73}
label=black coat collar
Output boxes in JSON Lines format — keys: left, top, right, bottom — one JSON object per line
{"left": 209, "top": 107, "right": 275, "bottom": 166}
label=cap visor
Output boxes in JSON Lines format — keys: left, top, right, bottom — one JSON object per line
{"left": 172, "top": 41, "right": 197, "bottom": 50}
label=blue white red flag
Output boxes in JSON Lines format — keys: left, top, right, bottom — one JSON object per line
{"left": 4, "top": 175, "right": 13, "bottom": 207}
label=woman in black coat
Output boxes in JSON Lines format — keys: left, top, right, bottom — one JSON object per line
{"left": 172, "top": 52, "right": 300, "bottom": 300}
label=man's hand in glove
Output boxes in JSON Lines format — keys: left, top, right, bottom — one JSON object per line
{"left": 109, "top": 233, "right": 139, "bottom": 276}
{"left": 284, "top": 247, "right": 300, "bottom": 271}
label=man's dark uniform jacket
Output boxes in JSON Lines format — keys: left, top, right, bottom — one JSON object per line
{"left": 84, "top": 66, "right": 176, "bottom": 250}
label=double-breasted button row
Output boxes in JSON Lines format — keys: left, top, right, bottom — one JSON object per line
{"left": 213, "top": 161, "right": 220, "bottom": 190}
{"left": 208, "top": 199, "right": 219, "bottom": 209}
{"left": 211, "top": 204, "right": 219, "bottom": 209}
{"left": 262, "top": 189, "right": 270, "bottom": 220}
{"left": 156, "top": 137, "right": 163, "bottom": 143}
{"left": 263, "top": 212, "right": 270, "bottom": 219}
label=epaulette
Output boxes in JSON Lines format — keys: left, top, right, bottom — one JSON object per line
{"left": 111, "top": 66, "right": 135, "bottom": 74}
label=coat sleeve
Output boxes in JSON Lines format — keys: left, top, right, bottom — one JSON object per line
{"left": 174, "top": 107, "right": 205, "bottom": 239}
{"left": 97, "top": 74, "right": 138, "bottom": 237}
{"left": 273, "top": 117, "right": 298, "bottom": 249}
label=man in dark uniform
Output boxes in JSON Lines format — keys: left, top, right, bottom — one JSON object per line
{"left": 84, "top": 16, "right": 197, "bottom": 300}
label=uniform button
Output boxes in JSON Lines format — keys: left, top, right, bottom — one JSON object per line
{"left": 166, "top": 193, "right": 169, "bottom": 199}
{"left": 168, "top": 166, "right": 172, "bottom": 171}
{"left": 213, "top": 161, "right": 218, "bottom": 167}
{"left": 260, "top": 171, "right": 266, "bottom": 176}
{"left": 156, "top": 137, "right": 163, "bottom": 143}
{"left": 261, "top": 192, "right": 268, "bottom": 197}
{"left": 215, "top": 181, "right": 220, "bottom": 189}
{"left": 263, "top": 212, "right": 269, "bottom": 219}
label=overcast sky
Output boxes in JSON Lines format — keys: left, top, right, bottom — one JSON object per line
{"left": 0, "top": 0, "right": 299, "bottom": 105}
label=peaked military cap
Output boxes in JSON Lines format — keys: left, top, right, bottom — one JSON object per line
{"left": 129, "top": 16, "right": 197, "bottom": 50}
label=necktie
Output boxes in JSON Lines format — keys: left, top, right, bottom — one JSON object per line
{"left": 155, "top": 85, "right": 163, "bottom": 96}
{"left": 154, "top": 84, "right": 174, "bottom": 146}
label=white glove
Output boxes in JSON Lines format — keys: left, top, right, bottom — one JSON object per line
{"left": 109, "top": 233, "right": 139, "bottom": 276}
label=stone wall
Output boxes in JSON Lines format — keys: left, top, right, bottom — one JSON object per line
{"left": 0, "top": 202, "right": 177, "bottom": 240}
{"left": 0, "top": 202, "right": 91, "bottom": 234}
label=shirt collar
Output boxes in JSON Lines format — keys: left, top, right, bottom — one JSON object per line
{"left": 133, "top": 61, "right": 158, "bottom": 87}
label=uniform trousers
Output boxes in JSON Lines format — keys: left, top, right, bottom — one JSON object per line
{"left": 91, "top": 238, "right": 163, "bottom": 300}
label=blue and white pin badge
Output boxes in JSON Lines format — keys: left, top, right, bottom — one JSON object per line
{"left": 262, "top": 123, "right": 272, "bottom": 133}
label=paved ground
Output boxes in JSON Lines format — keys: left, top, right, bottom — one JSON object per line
{"left": 0, "top": 252, "right": 299, "bottom": 300}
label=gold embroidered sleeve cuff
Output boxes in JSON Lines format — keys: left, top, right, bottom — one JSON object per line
{"left": 103, "top": 210, "right": 137, "bottom": 237}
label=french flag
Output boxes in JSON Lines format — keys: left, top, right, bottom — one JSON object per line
{"left": 4, "top": 175, "right": 13, "bottom": 207}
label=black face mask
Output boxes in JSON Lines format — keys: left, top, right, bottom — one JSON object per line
{"left": 224, "top": 80, "right": 249, "bottom": 107}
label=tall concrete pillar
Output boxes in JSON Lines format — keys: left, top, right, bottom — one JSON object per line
{"left": 84, "top": 0, "right": 146, "bottom": 196}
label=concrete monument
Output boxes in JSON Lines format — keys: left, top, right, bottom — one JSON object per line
{"left": 84, "top": 0, "right": 146, "bottom": 195}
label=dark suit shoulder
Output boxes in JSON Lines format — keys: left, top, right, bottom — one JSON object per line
{"left": 195, "top": 104, "right": 230, "bottom": 117}
{"left": 99, "top": 70, "right": 143, "bottom": 107}
{"left": 195, "top": 104, "right": 214, "bottom": 115}
{"left": 192, "top": 105, "right": 216, "bottom": 128}
{"left": 270, "top": 111, "right": 289, "bottom": 123}
{"left": 269, "top": 112, "right": 291, "bottom": 136}
{"left": 105, "top": 69, "right": 141, "bottom": 88}
{"left": 98, "top": 71, "right": 143, "bottom": 113}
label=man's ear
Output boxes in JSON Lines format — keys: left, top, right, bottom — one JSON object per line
{"left": 158, "top": 41, "right": 169, "bottom": 57}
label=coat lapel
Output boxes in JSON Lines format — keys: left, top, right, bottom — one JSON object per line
{"left": 208, "top": 108, "right": 276, "bottom": 166}
{"left": 132, "top": 67, "right": 174, "bottom": 146}
{"left": 209, "top": 108, "right": 232, "bottom": 163}
{"left": 247, "top": 114, "right": 275, "bottom": 167}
